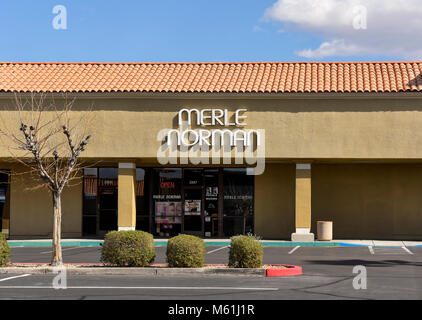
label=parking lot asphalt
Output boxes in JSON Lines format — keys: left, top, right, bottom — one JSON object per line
{"left": 3, "top": 245, "right": 422, "bottom": 300}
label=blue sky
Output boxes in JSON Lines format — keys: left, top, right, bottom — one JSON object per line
{"left": 0, "top": 0, "right": 419, "bottom": 62}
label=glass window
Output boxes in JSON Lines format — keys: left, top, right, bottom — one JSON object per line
{"left": 184, "top": 188, "right": 202, "bottom": 232}
{"left": 83, "top": 168, "right": 98, "bottom": 198}
{"left": 223, "top": 217, "right": 244, "bottom": 237}
{"left": 83, "top": 168, "right": 97, "bottom": 235}
{"left": 223, "top": 168, "right": 254, "bottom": 236}
{"left": 136, "top": 168, "right": 150, "bottom": 232}
{"left": 0, "top": 171, "right": 10, "bottom": 234}
{"left": 183, "top": 169, "right": 203, "bottom": 186}
{"left": 136, "top": 216, "right": 150, "bottom": 232}
{"left": 152, "top": 169, "right": 182, "bottom": 237}
{"left": 204, "top": 169, "right": 219, "bottom": 237}
{"left": 82, "top": 216, "right": 97, "bottom": 235}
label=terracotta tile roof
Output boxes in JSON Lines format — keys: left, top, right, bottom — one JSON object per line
{"left": 0, "top": 61, "right": 421, "bottom": 94}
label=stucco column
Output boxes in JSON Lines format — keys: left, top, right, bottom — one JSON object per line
{"left": 117, "top": 163, "right": 137, "bottom": 231}
{"left": 291, "top": 163, "right": 315, "bottom": 242}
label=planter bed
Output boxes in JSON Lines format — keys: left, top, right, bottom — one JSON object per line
{"left": 1, "top": 263, "right": 302, "bottom": 277}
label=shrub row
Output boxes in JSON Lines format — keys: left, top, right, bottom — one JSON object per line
{"left": 101, "top": 231, "right": 262, "bottom": 269}
{"left": 0, "top": 234, "right": 10, "bottom": 267}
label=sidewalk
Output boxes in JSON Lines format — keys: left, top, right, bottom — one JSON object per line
{"left": 6, "top": 239, "right": 422, "bottom": 247}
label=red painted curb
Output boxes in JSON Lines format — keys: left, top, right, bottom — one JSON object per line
{"left": 265, "top": 264, "right": 302, "bottom": 277}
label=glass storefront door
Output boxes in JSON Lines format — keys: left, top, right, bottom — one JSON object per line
{"left": 183, "top": 169, "right": 204, "bottom": 236}
{"left": 98, "top": 168, "right": 118, "bottom": 232}
{"left": 82, "top": 168, "right": 118, "bottom": 236}
{"left": 204, "top": 169, "right": 219, "bottom": 237}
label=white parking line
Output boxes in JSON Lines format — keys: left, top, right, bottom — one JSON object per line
{"left": 402, "top": 246, "right": 414, "bottom": 255}
{"left": 368, "top": 246, "right": 374, "bottom": 254}
{"left": 0, "top": 285, "right": 279, "bottom": 291}
{"left": 288, "top": 246, "right": 300, "bottom": 255}
{"left": 0, "top": 274, "right": 31, "bottom": 282}
{"left": 40, "top": 247, "right": 86, "bottom": 254}
{"left": 206, "top": 246, "right": 228, "bottom": 254}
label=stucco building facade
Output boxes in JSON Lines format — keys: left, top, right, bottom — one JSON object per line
{"left": 0, "top": 61, "right": 422, "bottom": 240}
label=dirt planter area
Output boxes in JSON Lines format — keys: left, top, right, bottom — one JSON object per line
{"left": 0, "top": 263, "right": 302, "bottom": 277}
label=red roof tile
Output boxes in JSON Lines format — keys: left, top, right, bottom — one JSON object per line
{"left": 0, "top": 61, "right": 421, "bottom": 94}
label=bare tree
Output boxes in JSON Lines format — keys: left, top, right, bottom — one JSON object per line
{"left": 0, "top": 93, "right": 92, "bottom": 266}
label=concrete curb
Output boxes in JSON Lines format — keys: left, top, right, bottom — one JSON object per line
{"left": 0, "top": 267, "right": 265, "bottom": 277}
{"left": 0, "top": 265, "right": 302, "bottom": 277}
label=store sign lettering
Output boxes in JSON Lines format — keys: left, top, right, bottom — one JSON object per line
{"left": 166, "top": 108, "right": 261, "bottom": 147}
{"left": 178, "top": 108, "right": 248, "bottom": 126}
{"left": 156, "top": 107, "right": 266, "bottom": 176}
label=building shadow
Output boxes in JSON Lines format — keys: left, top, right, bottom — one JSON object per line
{"left": 304, "top": 259, "right": 422, "bottom": 268}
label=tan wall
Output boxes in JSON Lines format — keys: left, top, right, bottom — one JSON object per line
{"left": 1, "top": 96, "right": 422, "bottom": 161}
{"left": 2, "top": 95, "right": 422, "bottom": 239}
{"left": 255, "top": 163, "right": 295, "bottom": 239}
{"left": 312, "top": 164, "right": 422, "bottom": 240}
{"left": 9, "top": 167, "right": 82, "bottom": 239}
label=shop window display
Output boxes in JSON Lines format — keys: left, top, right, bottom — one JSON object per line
{"left": 152, "top": 168, "right": 182, "bottom": 237}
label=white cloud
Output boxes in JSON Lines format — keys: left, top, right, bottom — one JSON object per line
{"left": 297, "top": 39, "right": 362, "bottom": 58}
{"left": 264, "top": 0, "right": 422, "bottom": 58}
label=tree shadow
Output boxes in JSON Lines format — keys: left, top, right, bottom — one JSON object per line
{"left": 408, "top": 74, "right": 422, "bottom": 90}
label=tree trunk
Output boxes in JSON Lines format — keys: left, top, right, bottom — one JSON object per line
{"left": 51, "top": 191, "right": 63, "bottom": 266}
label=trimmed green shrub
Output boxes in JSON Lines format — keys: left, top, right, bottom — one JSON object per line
{"left": 166, "top": 234, "right": 206, "bottom": 268}
{"left": 101, "top": 230, "right": 156, "bottom": 267}
{"left": 228, "top": 235, "right": 263, "bottom": 268}
{"left": 0, "top": 233, "right": 10, "bottom": 267}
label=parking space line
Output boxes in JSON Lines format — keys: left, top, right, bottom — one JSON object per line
{"left": 368, "top": 246, "right": 374, "bottom": 254}
{"left": 288, "top": 246, "right": 300, "bottom": 255}
{"left": 402, "top": 246, "right": 414, "bottom": 255}
{"left": 207, "top": 246, "right": 228, "bottom": 254}
{"left": 373, "top": 247, "right": 410, "bottom": 255}
{"left": 0, "top": 274, "right": 31, "bottom": 282}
